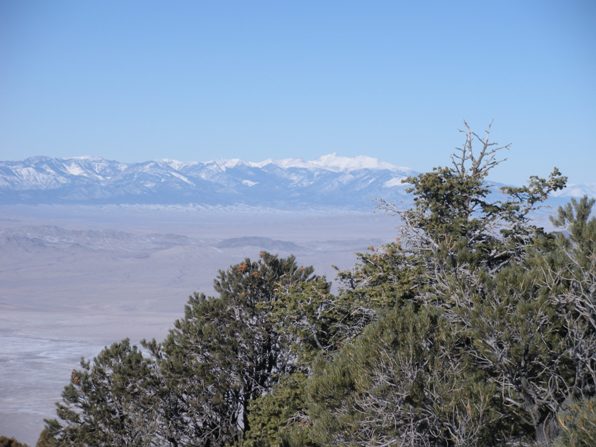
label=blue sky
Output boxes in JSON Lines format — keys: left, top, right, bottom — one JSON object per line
{"left": 1, "top": 0, "right": 594, "bottom": 184}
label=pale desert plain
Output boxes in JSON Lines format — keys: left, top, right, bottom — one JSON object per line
{"left": 0, "top": 205, "right": 400, "bottom": 445}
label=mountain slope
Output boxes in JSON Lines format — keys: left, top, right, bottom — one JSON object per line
{"left": 0, "top": 155, "right": 415, "bottom": 209}
{"left": 0, "top": 155, "right": 592, "bottom": 209}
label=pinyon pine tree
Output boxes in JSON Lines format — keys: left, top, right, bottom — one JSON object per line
{"left": 39, "top": 125, "right": 595, "bottom": 447}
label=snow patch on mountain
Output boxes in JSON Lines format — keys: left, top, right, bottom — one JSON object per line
{"left": 218, "top": 159, "right": 245, "bottom": 170}
{"left": 161, "top": 159, "right": 198, "bottom": 171}
{"left": 65, "top": 163, "right": 87, "bottom": 176}
{"left": 169, "top": 172, "right": 193, "bottom": 185}
{"left": 305, "top": 153, "right": 403, "bottom": 171}
{"left": 554, "top": 183, "right": 596, "bottom": 199}
{"left": 0, "top": 155, "right": 592, "bottom": 209}
{"left": 203, "top": 153, "right": 412, "bottom": 172}
{"left": 383, "top": 177, "right": 408, "bottom": 188}
{"left": 260, "top": 153, "right": 408, "bottom": 172}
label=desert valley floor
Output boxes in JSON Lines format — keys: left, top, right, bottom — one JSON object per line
{"left": 0, "top": 205, "right": 399, "bottom": 444}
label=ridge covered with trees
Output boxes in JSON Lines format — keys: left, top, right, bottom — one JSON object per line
{"left": 31, "top": 127, "right": 594, "bottom": 446}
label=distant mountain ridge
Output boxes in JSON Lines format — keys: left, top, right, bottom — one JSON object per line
{"left": 0, "top": 155, "right": 593, "bottom": 209}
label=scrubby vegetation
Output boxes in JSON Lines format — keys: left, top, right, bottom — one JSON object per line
{"left": 0, "top": 436, "right": 29, "bottom": 447}
{"left": 39, "top": 127, "right": 595, "bottom": 446}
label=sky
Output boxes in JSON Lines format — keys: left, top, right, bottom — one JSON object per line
{"left": 0, "top": 0, "right": 595, "bottom": 184}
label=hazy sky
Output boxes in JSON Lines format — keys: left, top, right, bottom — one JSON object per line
{"left": 1, "top": 0, "right": 595, "bottom": 184}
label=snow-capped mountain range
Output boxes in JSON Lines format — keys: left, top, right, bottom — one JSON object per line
{"left": 0, "top": 154, "right": 593, "bottom": 209}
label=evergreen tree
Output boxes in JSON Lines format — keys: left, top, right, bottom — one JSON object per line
{"left": 145, "top": 252, "right": 316, "bottom": 445}
{"left": 42, "top": 339, "right": 162, "bottom": 446}
{"left": 553, "top": 397, "right": 596, "bottom": 447}
{"left": 39, "top": 125, "right": 594, "bottom": 447}
{"left": 284, "top": 125, "right": 593, "bottom": 446}
{"left": 35, "top": 429, "right": 56, "bottom": 447}
{"left": 0, "top": 436, "right": 29, "bottom": 447}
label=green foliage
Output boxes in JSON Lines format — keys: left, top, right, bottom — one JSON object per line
{"left": 283, "top": 125, "right": 592, "bottom": 446}
{"left": 550, "top": 196, "right": 596, "bottom": 271}
{"left": 303, "top": 305, "right": 506, "bottom": 445}
{"left": 398, "top": 124, "right": 566, "bottom": 273}
{"left": 242, "top": 373, "right": 311, "bottom": 447}
{"left": 0, "top": 436, "right": 29, "bottom": 447}
{"left": 554, "top": 398, "right": 596, "bottom": 447}
{"left": 34, "top": 429, "right": 56, "bottom": 447}
{"left": 148, "top": 252, "right": 316, "bottom": 445}
{"left": 40, "top": 126, "right": 595, "bottom": 446}
{"left": 42, "top": 339, "right": 162, "bottom": 446}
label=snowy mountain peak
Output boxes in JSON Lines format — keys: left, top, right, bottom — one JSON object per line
{"left": 307, "top": 153, "right": 406, "bottom": 172}
{"left": 0, "top": 154, "right": 415, "bottom": 208}
{"left": 206, "top": 153, "right": 412, "bottom": 173}
{"left": 0, "top": 155, "right": 591, "bottom": 209}
{"left": 159, "top": 159, "right": 198, "bottom": 170}
{"left": 65, "top": 155, "right": 107, "bottom": 161}
{"left": 552, "top": 183, "right": 596, "bottom": 199}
